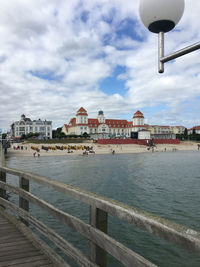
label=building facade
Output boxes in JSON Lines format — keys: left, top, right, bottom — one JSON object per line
{"left": 188, "top": 126, "right": 200, "bottom": 135}
{"left": 11, "top": 114, "right": 52, "bottom": 139}
{"left": 62, "top": 107, "right": 185, "bottom": 140}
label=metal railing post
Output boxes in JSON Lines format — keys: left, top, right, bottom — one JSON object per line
{"left": 90, "top": 205, "right": 108, "bottom": 267}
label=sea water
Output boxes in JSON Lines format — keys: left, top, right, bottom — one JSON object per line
{"left": 6, "top": 151, "right": 200, "bottom": 266}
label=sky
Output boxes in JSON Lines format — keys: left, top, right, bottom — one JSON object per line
{"left": 0, "top": 0, "right": 200, "bottom": 132}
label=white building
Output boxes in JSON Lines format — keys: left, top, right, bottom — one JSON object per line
{"left": 188, "top": 126, "right": 200, "bottom": 135}
{"left": 62, "top": 108, "right": 148, "bottom": 139}
{"left": 11, "top": 114, "right": 52, "bottom": 139}
{"left": 62, "top": 108, "right": 185, "bottom": 140}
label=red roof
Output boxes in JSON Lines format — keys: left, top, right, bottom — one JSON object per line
{"left": 63, "top": 124, "right": 69, "bottom": 132}
{"left": 69, "top": 118, "right": 76, "bottom": 125}
{"left": 88, "top": 118, "right": 99, "bottom": 128}
{"left": 105, "top": 119, "right": 130, "bottom": 128}
{"left": 76, "top": 107, "right": 88, "bottom": 116}
{"left": 188, "top": 126, "right": 200, "bottom": 131}
{"left": 133, "top": 110, "right": 144, "bottom": 118}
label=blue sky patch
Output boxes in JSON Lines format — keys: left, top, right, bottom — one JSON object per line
{"left": 116, "top": 18, "right": 144, "bottom": 42}
{"left": 80, "top": 11, "right": 89, "bottom": 23}
{"left": 29, "top": 70, "right": 62, "bottom": 81}
{"left": 100, "top": 66, "right": 127, "bottom": 96}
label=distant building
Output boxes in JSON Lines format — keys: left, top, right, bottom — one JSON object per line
{"left": 62, "top": 107, "right": 185, "bottom": 140}
{"left": 188, "top": 126, "right": 200, "bottom": 135}
{"left": 11, "top": 114, "right": 52, "bottom": 139}
{"left": 147, "top": 125, "right": 185, "bottom": 139}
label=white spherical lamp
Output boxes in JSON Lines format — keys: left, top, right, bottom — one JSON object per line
{"left": 139, "top": 0, "right": 185, "bottom": 33}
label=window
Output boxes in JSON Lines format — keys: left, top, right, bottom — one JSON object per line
{"left": 80, "top": 127, "right": 83, "bottom": 130}
{"left": 84, "top": 127, "right": 87, "bottom": 130}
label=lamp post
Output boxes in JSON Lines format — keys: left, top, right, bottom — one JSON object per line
{"left": 139, "top": 0, "right": 200, "bottom": 73}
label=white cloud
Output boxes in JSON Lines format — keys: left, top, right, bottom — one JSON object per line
{"left": 0, "top": 0, "right": 199, "bottom": 132}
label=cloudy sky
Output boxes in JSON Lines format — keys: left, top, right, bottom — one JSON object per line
{"left": 0, "top": 0, "right": 200, "bottom": 131}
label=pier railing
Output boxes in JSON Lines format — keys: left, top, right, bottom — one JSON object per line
{"left": 0, "top": 165, "right": 200, "bottom": 266}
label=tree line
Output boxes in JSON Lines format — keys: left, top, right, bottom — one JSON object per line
{"left": 176, "top": 128, "right": 200, "bottom": 141}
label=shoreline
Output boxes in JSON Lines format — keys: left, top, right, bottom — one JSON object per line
{"left": 6, "top": 141, "right": 200, "bottom": 158}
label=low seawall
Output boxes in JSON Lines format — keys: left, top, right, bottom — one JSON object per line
{"left": 97, "top": 139, "right": 180, "bottom": 145}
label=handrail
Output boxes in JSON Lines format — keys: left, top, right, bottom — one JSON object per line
{"left": 0, "top": 166, "right": 200, "bottom": 266}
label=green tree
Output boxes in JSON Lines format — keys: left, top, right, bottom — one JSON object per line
{"left": 2, "top": 133, "right": 7, "bottom": 139}
{"left": 183, "top": 128, "right": 188, "bottom": 140}
{"left": 52, "top": 127, "right": 66, "bottom": 139}
{"left": 82, "top": 132, "right": 90, "bottom": 138}
{"left": 20, "top": 134, "right": 26, "bottom": 140}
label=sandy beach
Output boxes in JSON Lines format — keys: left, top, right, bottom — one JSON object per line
{"left": 6, "top": 141, "right": 200, "bottom": 157}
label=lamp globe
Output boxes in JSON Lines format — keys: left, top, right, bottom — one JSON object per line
{"left": 139, "top": 0, "right": 185, "bottom": 33}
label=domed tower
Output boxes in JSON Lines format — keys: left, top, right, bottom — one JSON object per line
{"left": 21, "top": 114, "right": 26, "bottom": 120}
{"left": 133, "top": 110, "right": 144, "bottom": 126}
{"left": 76, "top": 107, "right": 88, "bottom": 124}
{"left": 98, "top": 110, "right": 105, "bottom": 123}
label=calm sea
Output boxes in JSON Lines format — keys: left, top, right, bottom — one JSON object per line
{"left": 6, "top": 151, "right": 200, "bottom": 267}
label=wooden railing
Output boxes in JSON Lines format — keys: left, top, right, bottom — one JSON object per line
{"left": 0, "top": 165, "right": 200, "bottom": 267}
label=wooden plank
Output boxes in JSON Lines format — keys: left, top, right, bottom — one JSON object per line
{"left": 0, "top": 240, "right": 31, "bottom": 250}
{"left": 0, "top": 255, "right": 51, "bottom": 266}
{"left": 0, "top": 227, "right": 18, "bottom": 232}
{"left": 19, "top": 176, "right": 29, "bottom": 225}
{"left": 0, "top": 143, "right": 6, "bottom": 205}
{"left": 0, "top": 197, "right": 156, "bottom": 267}
{"left": 90, "top": 205, "right": 108, "bottom": 266}
{"left": 0, "top": 221, "right": 12, "bottom": 225}
{"left": 1, "top": 166, "right": 200, "bottom": 256}
{"left": 0, "top": 208, "right": 69, "bottom": 267}
{"left": 0, "top": 203, "right": 97, "bottom": 266}
{"left": 0, "top": 233, "right": 24, "bottom": 242}
{"left": 0, "top": 219, "right": 8, "bottom": 223}
{"left": 0, "top": 237, "right": 28, "bottom": 246}
{"left": 0, "top": 246, "right": 38, "bottom": 257}
{"left": 0, "top": 251, "right": 43, "bottom": 263}
{"left": 5, "top": 260, "right": 52, "bottom": 267}
{"left": 0, "top": 168, "right": 6, "bottom": 208}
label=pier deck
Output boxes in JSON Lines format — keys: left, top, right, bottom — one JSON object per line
{"left": 0, "top": 212, "right": 55, "bottom": 267}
